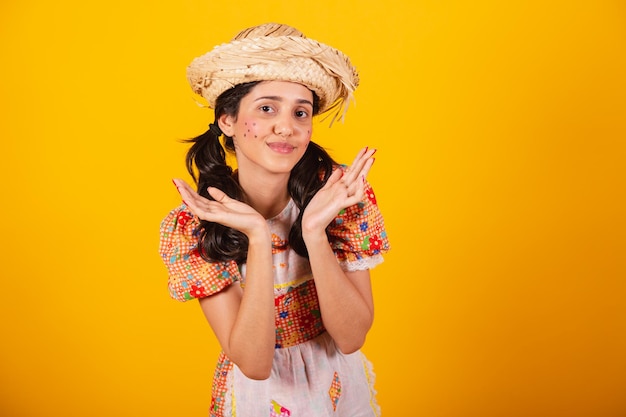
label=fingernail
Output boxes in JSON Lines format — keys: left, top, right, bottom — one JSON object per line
{"left": 371, "top": 149, "right": 377, "bottom": 156}
{"left": 364, "top": 146, "right": 369, "bottom": 153}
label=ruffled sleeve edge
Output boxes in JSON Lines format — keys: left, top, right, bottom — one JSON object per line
{"left": 339, "top": 253, "right": 385, "bottom": 272}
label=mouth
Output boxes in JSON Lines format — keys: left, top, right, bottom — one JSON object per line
{"left": 267, "top": 142, "right": 295, "bottom": 154}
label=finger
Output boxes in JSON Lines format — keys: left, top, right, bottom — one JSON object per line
{"left": 172, "top": 179, "right": 217, "bottom": 220}
{"left": 172, "top": 178, "right": 193, "bottom": 194}
{"left": 347, "top": 156, "right": 376, "bottom": 199}
{"left": 322, "top": 167, "right": 344, "bottom": 189}
{"left": 350, "top": 146, "right": 369, "bottom": 165}
{"left": 172, "top": 179, "right": 198, "bottom": 203}
{"left": 345, "top": 147, "right": 376, "bottom": 183}
{"left": 344, "top": 147, "right": 367, "bottom": 179}
{"left": 343, "top": 150, "right": 375, "bottom": 192}
{"left": 207, "top": 186, "right": 229, "bottom": 203}
{"left": 355, "top": 154, "right": 375, "bottom": 181}
{"left": 345, "top": 173, "right": 365, "bottom": 198}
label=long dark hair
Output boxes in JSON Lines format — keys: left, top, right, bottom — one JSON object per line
{"left": 185, "top": 81, "right": 337, "bottom": 263}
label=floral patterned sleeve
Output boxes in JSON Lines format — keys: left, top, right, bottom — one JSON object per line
{"left": 159, "top": 205, "right": 241, "bottom": 302}
{"left": 327, "top": 178, "right": 390, "bottom": 271}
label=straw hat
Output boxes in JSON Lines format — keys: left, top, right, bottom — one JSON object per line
{"left": 186, "top": 23, "right": 359, "bottom": 122}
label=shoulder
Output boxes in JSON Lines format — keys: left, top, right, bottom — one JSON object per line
{"left": 159, "top": 204, "right": 241, "bottom": 302}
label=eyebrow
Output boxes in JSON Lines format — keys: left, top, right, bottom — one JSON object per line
{"left": 254, "top": 95, "right": 314, "bottom": 107}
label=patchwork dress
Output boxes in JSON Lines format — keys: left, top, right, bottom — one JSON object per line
{"left": 159, "top": 180, "right": 389, "bottom": 417}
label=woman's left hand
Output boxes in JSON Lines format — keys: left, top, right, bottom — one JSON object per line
{"left": 301, "top": 147, "right": 376, "bottom": 235}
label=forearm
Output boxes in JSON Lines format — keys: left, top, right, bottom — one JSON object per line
{"left": 228, "top": 230, "right": 275, "bottom": 379}
{"left": 304, "top": 232, "right": 374, "bottom": 354}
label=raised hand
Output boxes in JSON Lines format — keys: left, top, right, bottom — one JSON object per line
{"left": 172, "top": 179, "right": 267, "bottom": 237}
{"left": 301, "top": 147, "right": 376, "bottom": 235}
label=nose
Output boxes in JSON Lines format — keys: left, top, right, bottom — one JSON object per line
{"left": 273, "top": 116, "right": 294, "bottom": 137}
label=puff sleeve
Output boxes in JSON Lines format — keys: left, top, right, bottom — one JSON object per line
{"left": 159, "top": 205, "right": 241, "bottom": 302}
{"left": 327, "top": 180, "right": 390, "bottom": 271}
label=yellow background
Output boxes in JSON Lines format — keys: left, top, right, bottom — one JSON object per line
{"left": 1, "top": 1, "right": 625, "bottom": 416}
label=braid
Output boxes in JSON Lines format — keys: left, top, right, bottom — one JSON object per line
{"left": 288, "top": 142, "right": 337, "bottom": 258}
{"left": 184, "top": 126, "right": 248, "bottom": 263}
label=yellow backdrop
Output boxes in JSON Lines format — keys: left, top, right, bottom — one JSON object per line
{"left": 1, "top": 1, "right": 625, "bottom": 416}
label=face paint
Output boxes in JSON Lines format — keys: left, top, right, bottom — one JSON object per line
{"left": 229, "top": 81, "right": 314, "bottom": 176}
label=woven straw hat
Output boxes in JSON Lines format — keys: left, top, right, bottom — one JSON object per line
{"left": 187, "top": 23, "right": 359, "bottom": 122}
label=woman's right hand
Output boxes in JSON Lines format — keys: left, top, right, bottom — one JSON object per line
{"left": 174, "top": 178, "right": 276, "bottom": 380}
{"left": 172, "top": 179, "right": 267, "bottom": 238}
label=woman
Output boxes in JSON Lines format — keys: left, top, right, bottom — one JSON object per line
{"left": 160, "top": 23, "right": 390, "bottom": 416}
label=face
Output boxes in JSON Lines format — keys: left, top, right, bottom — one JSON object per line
{"left": 218, "top": 80, "right": 314, "bottom": 177}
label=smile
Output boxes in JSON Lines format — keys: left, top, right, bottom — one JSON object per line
{"left": 268, "top": 142, "right": 295, "bottom": 154}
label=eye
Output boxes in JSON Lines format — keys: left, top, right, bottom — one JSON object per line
{"left": 295, "top": 109, "right": 309, "bottom": 119}
{"left": 260, "top": 105, "right": 274, "bottom": 113}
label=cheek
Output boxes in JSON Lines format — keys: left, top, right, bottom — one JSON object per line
{"left": 242, "top": 120, "right": 261, "bottom": 139}
{"left": 302, "top": 133, "right": 312, "bottom": 152}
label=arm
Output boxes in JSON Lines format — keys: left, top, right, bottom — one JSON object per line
{"left": 301, "top": 148, "right": 377, "bottom": 353}
{"left": 303, "top": 234, "right": 374, "bottom": 353}
{"left": 198, "top": 227, "right": 274, "bottom": 379}
{"left": 174, "top": 180, "right": 275, "bottom": 380}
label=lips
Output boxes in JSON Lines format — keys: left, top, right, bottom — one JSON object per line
{"left": 267, "top": 142, "right": 295, "bottom": 153}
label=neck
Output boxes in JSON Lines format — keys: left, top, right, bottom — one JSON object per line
{"left": 238, "top": 171, "right": 291, "bottom": 219}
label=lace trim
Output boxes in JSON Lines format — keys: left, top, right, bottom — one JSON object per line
{"left": 361, "top": 352, "right": 381, "bottom": 417}
{"left": 339, "top": 254, "right": 384, "bottom": 272}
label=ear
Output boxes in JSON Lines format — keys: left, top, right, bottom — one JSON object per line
{"left": 217, "top": 114, "right": 236, "bottom": 137}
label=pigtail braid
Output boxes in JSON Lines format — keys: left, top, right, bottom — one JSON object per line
{"left": 184, "top": 126, "right": 248, "bottom": 263}
{"left": 288, "top": 141, "right": 337, "bottom": 258}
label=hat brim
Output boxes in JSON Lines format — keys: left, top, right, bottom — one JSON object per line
{"left": 187, "top": 35, "right": 359, "bottom": 122}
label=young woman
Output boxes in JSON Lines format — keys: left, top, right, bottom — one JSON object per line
{"left": 159, "top": 23, "right": 390, "bottom": 417}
